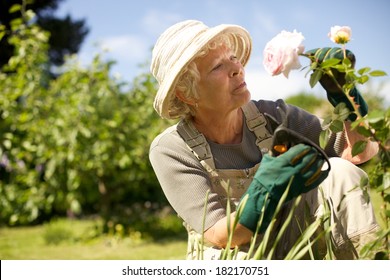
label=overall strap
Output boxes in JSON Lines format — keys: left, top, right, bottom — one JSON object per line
{"left": 176, "top": 101, "right": 274, "bottom": 176}
{"left": 177, "top": 118, "right": 218, "bottom": 177}
{"left": 241, "top": 101, "right": 273, "bottom": 154}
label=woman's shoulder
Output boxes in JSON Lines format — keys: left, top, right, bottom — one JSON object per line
{"left": 248, "top": 99, "right": 289, "bottom": 122}
{"left": 150, "top": 123, "right": 195, "bottom": 158}
{"left": 251, "top": 98, "right": 288, "bottom": 111}
{"left": 149, "top": 122, "right": 204, "bottom": 172}
{"left": 150, "top": 124, "right": 181, "bottom": 149}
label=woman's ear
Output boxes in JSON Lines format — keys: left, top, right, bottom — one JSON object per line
{"left": 175, "top": 90, "right": 196, "bottom": 106}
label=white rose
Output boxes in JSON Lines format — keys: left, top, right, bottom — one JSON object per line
{"left": 328, "top": 25, "right": 352, "bottom": 44}
{"left": 263, "top": 30, "right": 305, "bottom": 78}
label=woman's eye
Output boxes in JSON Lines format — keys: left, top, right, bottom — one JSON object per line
{"left": 230, "top": 55, "right": 238, "bottom": 62}
{"left": 212, "top": 64, "right": 222, "bottom": 71}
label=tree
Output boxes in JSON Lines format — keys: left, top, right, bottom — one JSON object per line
{"left": 0, "top": 0, "right": 89, "bottom": 69}
{"left": 0, "top": 11, "right": 175, "bottom": 237}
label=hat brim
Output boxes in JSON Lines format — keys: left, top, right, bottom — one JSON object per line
{"left": 154, "top": 24, "right": 252, "bottom": 119}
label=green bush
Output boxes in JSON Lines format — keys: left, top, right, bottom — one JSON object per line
{"left": 43, "top": 219, "right": 74, "bottom": 245}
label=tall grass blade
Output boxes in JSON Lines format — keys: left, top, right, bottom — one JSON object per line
{"left": 321, "top": 189, "right": 336, "bottom": 260}
{"left": 200, "top": 189, "right": 210, "bottom": 260}
{"left": 266, "top": 196, "right": 302, "bottom": 259}
{"left": 284, "top": 218, "right": 330, "bottom": 260}
{"left": 253, "top": 177, "right": 294, "bottom": 259}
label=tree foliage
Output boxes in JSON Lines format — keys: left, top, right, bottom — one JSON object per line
{"left": 0, "top": 7, "right": 173, "bottom": 234}
{"left": 0, "top": 0, "right": 89, "bottom": 68}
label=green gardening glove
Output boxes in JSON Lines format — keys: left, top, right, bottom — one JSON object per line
{"left": 239, "top": 144, "right": 329, "bottom": 233}
{"left": 305, "top": 47, "right": 368, "bottom": 121}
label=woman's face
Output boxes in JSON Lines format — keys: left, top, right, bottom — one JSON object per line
{"left": 195, "top": 44, "right": 250, "bottom": 117}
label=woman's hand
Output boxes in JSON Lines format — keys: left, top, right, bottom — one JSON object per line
{"left": 238, "top": 144, "right": 329, "bottom": 233}
{"left": 305, "top": 47, "right": 368, "bottom": 121}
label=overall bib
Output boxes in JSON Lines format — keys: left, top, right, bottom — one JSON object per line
{"left": 177, "top": 101, "right": 272, "bottom": 259}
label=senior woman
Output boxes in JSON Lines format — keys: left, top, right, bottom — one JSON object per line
{"left": 149, "top": 20, "right": 379, "bottom": 260}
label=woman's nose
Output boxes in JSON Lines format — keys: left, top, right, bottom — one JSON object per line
{"left": 230, "top": 62, "right": 243, "bottom": 77}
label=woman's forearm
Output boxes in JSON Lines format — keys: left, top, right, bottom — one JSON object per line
{"left": 341, "top": 121, "right": 379, "bottom": 164}
{"left": 203, "top": 212, "right": 254, "bottom": 248}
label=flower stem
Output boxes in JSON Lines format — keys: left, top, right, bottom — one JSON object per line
{"left": 342, "top": 44, "right": 347, "bottom": 59}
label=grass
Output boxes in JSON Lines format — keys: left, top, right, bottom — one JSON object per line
{"left": 0, "top": 186, "right": 384, "bottom": 260}
{"left": 0, "top": 218, "right": 187, "bottom": 260}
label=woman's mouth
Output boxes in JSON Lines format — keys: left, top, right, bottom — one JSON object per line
{"left": 235, "top": 81, "right": 247, "bottom": 90}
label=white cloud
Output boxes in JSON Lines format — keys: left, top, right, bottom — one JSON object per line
{"left": 100, "top": 35, "right": 148, "bottom": 62}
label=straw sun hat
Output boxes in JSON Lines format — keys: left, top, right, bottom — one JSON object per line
{"left": 150, "top": 20, "right": 252, "bottom": 119}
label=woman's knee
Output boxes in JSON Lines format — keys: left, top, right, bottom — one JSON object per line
{"left": 327, "top": 157, "right": 368, "bottom": 185}
{"left": 319, "top": 157, "right": 369, "bottom": 202}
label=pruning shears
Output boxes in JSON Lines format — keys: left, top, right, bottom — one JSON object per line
{"left": 264, "top": 107, "right": 331, "bottom": 173}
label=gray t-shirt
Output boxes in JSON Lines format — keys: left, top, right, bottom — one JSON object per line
{"left": 149, "top": 99, "right": 344, "bottom": 233}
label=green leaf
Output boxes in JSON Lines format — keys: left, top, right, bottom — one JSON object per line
{"left": 351, "top": 140, "right": 367, "bottom": 157}
{"left": 356, "top": 125, "right": 372, "bottom": 137}
{"left": 319, "top": 129, "right": 330, "bottom": 149}
{"left": 10, "top": 18, "right": 23, "bottom": 30}
{"left": 333, "top": 103, "right": 350, "bottom": 121}
{"left": 304, "top": 66, "right": 314, "bottom": 78}
{"left": 320, "top": 58, "right": 340, "bottom": 68}
{"left": 342, "top": 57, "right": 352, "bottom": 68}
{"left": 329, "top": 119, "right": 344, "bottom": 133}
{"left": 346, "top": 70, "right": 358, "bottom": 81}
{"left": 309, "top": 69, "right": 322, "bottom": 88}
{"left": 9, "top": 4, "right": 21, "bottom": 13}
{"left": 369, "top": 70, "right": 387, "bottom": 77}
{"left": 25, "top": 10, "right": 36, "bottom": 21}
{"left": 366, "top": 110, "right": 386, "bottom": 123}
{"left": 332, "top": 64, "right": 346, "bottom": 72}
{"left": 357, "top": 75, "right": 369, "bottom": 84}
{"left": 322, "top": 116, "right": 332, "bottom": 128}
{"left": 310, "top": 61, "right": 318, "bottom": 70}
{"left": 358, "top": 67, "right": 371, "bottom": 75}
{"left": 3, "top": 139, "right": 12, "bottom": 149}
{"left": 0, "top": 24, "right": 5, "bottom": 41}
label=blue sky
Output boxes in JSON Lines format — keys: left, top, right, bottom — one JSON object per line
{"left": 56, "top": 0, "right": 390, "bottom": 103}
